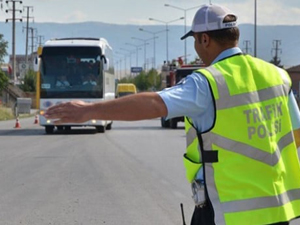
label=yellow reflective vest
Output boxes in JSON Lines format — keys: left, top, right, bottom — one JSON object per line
{"left": 184, "top": 54, "right": 300, "bottom": 225}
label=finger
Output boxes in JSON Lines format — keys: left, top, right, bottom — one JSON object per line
{"left": 52, "top": 116, "right": 68, "bottom": 125}
{"left": 45, "top": 106, "right": 68, "bottom": 119}
{"left": 46, "top": 104, "right": 63, "bottom": 112}
{"left": 47, "top": 102, "right": 67, "bottom": 111}
{"left": 53, "top": 114, "right": 75, "bottom": 124}
{"left": 52, "top": 119, "right": 62, "bottom": 125}
{"left": 45, "top": 112, "right": 65, "bottom": 119}
{"left": 44, "top": 110, "right": 61, "bottom": 119}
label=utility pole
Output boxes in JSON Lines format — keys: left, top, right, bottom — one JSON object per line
{"left": 243, "top": 40, "right": 252, "bottom": 54}
{"left": 23, "top": 6, "right": 34, "bottom": 67}
{"left": 37, "top": 35, "right": 44, "bottom": 47}
{"left": 5, "top": 0, "right": 23, "bottom": 84}
{"left": 28, "top": 27, "right": 37, "bottom": 59}
{"left": 271, "top": 40, "right": 282, "bottom": 66}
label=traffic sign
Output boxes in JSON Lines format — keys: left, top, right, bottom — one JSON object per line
{"left": 131, "top": 67, "right": 143, "bottom": 73}
{"left": 19, "top": 63, "right": 28, "bottom": 70}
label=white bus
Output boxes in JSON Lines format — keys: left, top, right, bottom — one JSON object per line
{"left": 36, "top": 38, "right": 115, "bottom": 134}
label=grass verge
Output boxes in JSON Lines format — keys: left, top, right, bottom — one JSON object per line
{"left": 0, "top": 106, "right": 33, "bottom": 121}
{"left": 0, "top": 106, "right": 15, "bottom": 121}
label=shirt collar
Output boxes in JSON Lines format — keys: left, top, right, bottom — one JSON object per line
{"left": 211, "top": 47, "right": 243, "bottom": 65}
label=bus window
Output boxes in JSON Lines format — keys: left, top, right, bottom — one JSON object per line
{"left": 40, "top": 46, "right": 103, "bottom": 99}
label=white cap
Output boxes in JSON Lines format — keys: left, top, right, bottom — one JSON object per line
{"left": 181, "top": 4, "right": 237, "bottom": 40}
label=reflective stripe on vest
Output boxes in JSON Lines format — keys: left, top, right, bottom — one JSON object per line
{"left": 184, "top": 54, "right": 300, "bottom": 225}
{"left": 184, "top": 117, "right": 202, "bottom": 182}
{"left": 206, "top": 66, "right": 291, "bottom": 110}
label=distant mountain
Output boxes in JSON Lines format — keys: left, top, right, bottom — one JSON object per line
{"left": 0, "top": 21, "right": 300, "bottom": 68}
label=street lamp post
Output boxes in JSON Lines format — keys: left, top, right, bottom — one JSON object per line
{"left": 125, "top": 43, "right": 143, "bottom": 67}
{"left": 115, "top": 60, "right": 119, "bottom": 79}
{"left": 113, "top": 57, "right": 120, "bottom": 79}
{"left": 164, "top": 3, "right": 201, "bottom": 64}
{"left": 149, "top": 17, "right": 184, "bottom": 64}
{"left": 120, "top": 48, "right": 135, "bottom": 76}
{"left": 115, "top": 51, "right": 128, "bottom": 78}
{"left": 139, "top": 28, "right": 166, "bottom": 70}
{"left": 131, "top": 36, "right": 153, "bottom": 71}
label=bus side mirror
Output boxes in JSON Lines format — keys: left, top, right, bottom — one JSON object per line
{"left": 101, "top": 55, "right": 109, "bottom": 71}
{"left": 101, "top": 54, "right": 107, "bottom": 63}
{"left": 104, "top": 58, "right": 110, "bottom": 71}
{"left": 33, "top": 56, "right": 40, "bottom": 72}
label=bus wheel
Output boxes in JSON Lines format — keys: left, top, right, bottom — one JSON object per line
{"left": 45, "top": 126, "right": 54, "bottom": 134}
{"left": 106, "top": 122, "right": 112, "bottom": 130}
{"left": 96, "top": 125, "right": 105, "bottom": 133}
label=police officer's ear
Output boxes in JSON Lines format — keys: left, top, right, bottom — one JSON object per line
{"left": 201, "top": 33, "right": 209, "bottom": 46}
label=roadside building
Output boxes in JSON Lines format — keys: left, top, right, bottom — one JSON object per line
{"left": 287, "top": 65, "right": 300, "bottom": 97}
{"left": 286, "top": 65, "right": 300, "bottom": 108}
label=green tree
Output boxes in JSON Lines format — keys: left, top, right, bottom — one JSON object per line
{"left": 19, "top": 69, "right": 36, "bottom": 92}
{"left": 117, "top": 69, "right": 161, "bottom": 92}
{"left": 119, "top": 76, "right": 134, "bottom": 84}
{"left": 134, "top": 71, "right": 149, "bottom": 91}
{"left": 147, "top": 69, "right": 160, "bottom": 90}
{"left": 0, "top": 34, "right": 9, "bottom": 92}
{"left": 0, "top": 69, "right": 9, "bottom": 92}
{"left": 155, "top": 73, "right": 162, "bottom": 90}
{"left": 0, "top": 34, "right": 8, "bottom": 63}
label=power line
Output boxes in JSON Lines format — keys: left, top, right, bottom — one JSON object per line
{"left": 243, "top": 40, "right": 252, "bottom": 54}
{"left": 271, "top": 40, "right": 282, "bottom": 66}
{"left": 28, "top": 27, "right": 37, "bottom": 54}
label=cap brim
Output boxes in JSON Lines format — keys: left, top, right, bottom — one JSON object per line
{"left": 180, "top": 30, "right": 194, "bottom": 40}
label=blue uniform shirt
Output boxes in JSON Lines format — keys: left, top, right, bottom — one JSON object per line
{"left": 158, "top": 47, "right": 300, "bottom": 181}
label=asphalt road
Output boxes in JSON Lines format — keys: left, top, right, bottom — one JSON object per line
{"left": 0, "top": 117, "right": 299, "bottom": 225}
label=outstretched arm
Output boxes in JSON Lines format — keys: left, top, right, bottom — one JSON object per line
{"left": 44, "top": 92, "right": 168, "bottom": 124}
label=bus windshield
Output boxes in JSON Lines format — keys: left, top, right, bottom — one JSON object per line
{"left": 40, "top": 46, "right": 103, "bottom": 99}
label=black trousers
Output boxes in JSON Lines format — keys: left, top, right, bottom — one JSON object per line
{"left": 190, "top": 204, "right": 289, "bottom": 225}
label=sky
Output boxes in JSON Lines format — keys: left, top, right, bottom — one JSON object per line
{"left": 1, "top": 0, "right": 300, "bottom": 26}
{"left": 1, "top": 0, "right": 300, "bottom": 68}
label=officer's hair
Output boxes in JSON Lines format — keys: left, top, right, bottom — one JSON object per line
{"left": 196, "top": 15, "right": 239, "bottom": 46}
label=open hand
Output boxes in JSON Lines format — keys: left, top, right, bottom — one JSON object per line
{"left": 44, "top": 100, "right": 92, "bottom": 124}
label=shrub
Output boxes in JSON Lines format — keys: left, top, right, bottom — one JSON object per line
{"left": 19, "top": 69, "right": 36, "bottom": 92}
